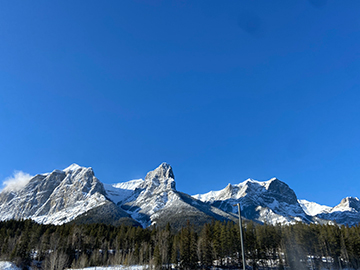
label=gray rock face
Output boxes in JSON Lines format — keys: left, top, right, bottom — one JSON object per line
{"left": 339, "top": 197, "right": 360, "bottom": 212}
{"left": 138, "top": 162, "right": 176, "bottom": 197}
{"left": 1, "top": 163, "right": 360, "bottom": 228}
{"left": 193, "top": 178, "right": 314, "bottom": 225}
{"left": 70, "top": 201, "right": 139, "bottom": 227}
{"left": 317, "top": 197, "right": 360, "bottom": 226}
{"left": 266, "top": 178, "right": 298, "bottom": 205}
{"left": 121, "top": 163, "right": 235, "bottom": 227}
{"left": 0, "top": 164, "right": 109, "bottom": 225}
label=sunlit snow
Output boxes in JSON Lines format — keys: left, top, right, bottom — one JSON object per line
{"left": 0, "top": 261, "right": 21, "bottom": 270}
{"left": 298, "top": 199, "right": 332, "bottom": 216}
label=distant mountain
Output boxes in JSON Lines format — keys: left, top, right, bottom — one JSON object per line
{"left": 298, "top": 199, "right": 332, "bottom": 216}
{"left": 193, "top": 178, "right": 321, "bottom": 225}
{"left": 1, "top": 163, "right": 360, "bottom": 227}
{"left": 297, "top": 198, "right": 360, "bottom": 226}
{"left": 105, "top": 163, "right": 236, "bottom": 229}
{"left": 0, "top": 164, "right": 116, "bottom": 225}
{"left": 316, "top": 197, "right": 360, "bottom": 226}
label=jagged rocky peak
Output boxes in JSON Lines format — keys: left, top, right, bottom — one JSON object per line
{"left": 224, "top": 183, "right": 233, "bottom": 192}
{"left": 0, "top": 163, "right": 109, "bottom": 225}
{"left": 265, "top": 178, "right": 298, "bottom": 205}
{"left": 220, "top": 183, "right": 238, "bottom": 199}
{"left": 62, "top": 164, "right": 105, "bottom": 195}
{"left": 63, "top": 163, "right": 95, "bottom": 178}
{"left": 63, "top": 163, "right": 84, "bottom": 173}
{"left": 335, "top": 197, "right": 360, "bottom": 212}
{"left": 30, "top": 170, "right": 66, "bottom": 192}
{"left": 141, "top": 162, "right": 176, "bottom": 191}
{"left": 30, "top": 164, "right": 106, "bottom": 201}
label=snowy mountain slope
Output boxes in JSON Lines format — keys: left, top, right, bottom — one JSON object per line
{"left": 331, "top": 197, "right": 360, "bottom": 212}
{"left": 0, "top": 163, "right": 235, "bottom": 228}
{"left": 297, "top": 198, "right": 360, "bottom": 226}
{"left": 104, "top": 179, "right": 143, "bottom": 204}
{"left": 121, "top": 163, "right": 236, "bottom": 228}
{"left": 0, "top": 261, "right": 21, "bottom": 270}
{"left": 150, "top": 190, "right": 238, "bottom": 230}
{"left": 316, "top": 197, "right": 360, "bottom": 226}
{"left": 1, "top": 163, "right": 360, "bottom": 227}
{"left": 298, "top": 199, "right": 332, "bottom": 216}
{"left": 0, "top": 164, "right": 111, "bottom": 225}
{"left": 70, "top": 201, "right": 139, "bottom": 227}
{"left": 193, "top": 178, "right": 316, "bottom": 225}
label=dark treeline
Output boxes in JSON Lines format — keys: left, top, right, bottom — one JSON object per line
{"left": 1, "top": 219, "right": 360, "bottom": 269}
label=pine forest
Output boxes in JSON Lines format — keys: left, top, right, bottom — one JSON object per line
{"left": 1, "top": 219, "right": 360, "bottom": 269}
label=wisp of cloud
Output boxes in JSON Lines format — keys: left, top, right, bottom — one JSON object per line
{"left": 2, "top": 171, "right": 33, "bottom": 192}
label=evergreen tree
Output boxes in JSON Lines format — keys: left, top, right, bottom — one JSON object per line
{"left": 198, "top": 223, "right": 213, "bottom": 269}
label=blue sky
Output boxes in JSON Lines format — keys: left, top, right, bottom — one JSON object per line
{"left": 0, "top": 0, "right": 359, "bottom": 207}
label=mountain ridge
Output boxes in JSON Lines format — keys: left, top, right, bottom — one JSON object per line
{"left": 1, "top": 163, "right": 359, "bottom": 227}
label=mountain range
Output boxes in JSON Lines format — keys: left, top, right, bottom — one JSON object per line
{"left": 1, "top": 163, "right": 359, "bottom": 228}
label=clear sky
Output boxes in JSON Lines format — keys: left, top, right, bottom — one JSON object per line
{"left": 0, "top": 0, "right": 359, "bottom": 207}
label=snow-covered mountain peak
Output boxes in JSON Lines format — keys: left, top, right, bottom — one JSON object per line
{"left": 315, "top": 197, "right": 360, "bottom": 226}
{"left": 194, "top": 178, "right": 267, "bottom": 203}
{"left": 120, "top": 163, "right": 180, "bottom": 227}
{"left": 142, "top": 162, "right": 175, "bottom": 191}
{"left": 264, "top": 177, "right": 280, "bottom": 189}
{"left": 0, "top": 164, "right": 108, "bottom": 225}
{"left": 224, "top": 183, "right": 233, "bottom": 192}
{"left": 193, "top": 177, "right": 311, "bottom": 225}
{"left": 332, "top": 197, "right": 360, "bottom": 212}
{"left": 193, "top": 182, "right": 243, "bottom": 203}
{"left": 2, "top": 163, "right": 360, "bottom": 228}
{"left": 264, "top": 178, "right": 298, "bottom": 205}
{"left": 63, "top": 163, "right": 83, "bottom": 172}
{"left": 298, "top": 199, "right": 332, "bottom": 216}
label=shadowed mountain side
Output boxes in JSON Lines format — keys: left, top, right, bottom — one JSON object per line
{"left": 70, "top": 201, "right": 141, "bottom": 227}
{"left": 1, "top": 163, "right": 359, "bottom": 228}
{"left": 150, "top": 191, "right": 237, "bottom": 230}
{"left": 212, "top": 199, "right": 261, "bottom": 221}
{"left": 0, "top": 165, "right": 109, "bottom": 225}
{"left": 316, "top": 197, "right": 360, "bottom": 226}
{"left": 194, "top": 178, "right": 318, "bottom": 225}
{"left": 317, "top": 211, "right": 360, "bottom": 227}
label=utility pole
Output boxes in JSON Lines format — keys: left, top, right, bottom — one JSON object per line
{"left": 235, "top": 203, "right": 246, "bottom": 270}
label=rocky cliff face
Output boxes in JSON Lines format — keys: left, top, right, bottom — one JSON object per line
{"left": 1, "top": 163, "right": 359, "bottom": 228}
{"left": 119, "top": 163, "right": 235, "bottom": 228}
{"left": 119, "top": 163, "right": 178, "bottom": 226}
{"left": 193, "top": 178, "right": 315, "bottom": 225}
{"left": 0, "top": 164, "right": 109, "bottom": 225}
{"left": 0, "top": 162, "right": 235, "bottom": 228}
{"left": 316, "top": 197, "right": 360, "bottom": 226}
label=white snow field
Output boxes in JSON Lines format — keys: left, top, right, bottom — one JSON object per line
{"left": 0, "top": 262, "right": 21, "bottom": 270}
{"left": 0, "top": 263, "right": 148, "bottom": 270}
{"left": 0, "top": 262, "right": 355, "bottom": 270}
{"left": 68, "top": 267, "right": 355, "bottom": 270}
{"left": 70, "top": 266, "right": 149, "bottom": 270}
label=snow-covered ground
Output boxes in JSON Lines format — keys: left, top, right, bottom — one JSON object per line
{"left": 0, "top": 263, "right": 148, "bottom": 270}
{"left": 70, "top": 266, "right": 149, "bottom": 270}
{"left": 0, "top": 261, "right": 356, "bottom": 270}
{"left": 0, "top": 262, "right": 21, "bottom": 270}
{"left": 68, "top": 267, "right": 356, "bottom": 270}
